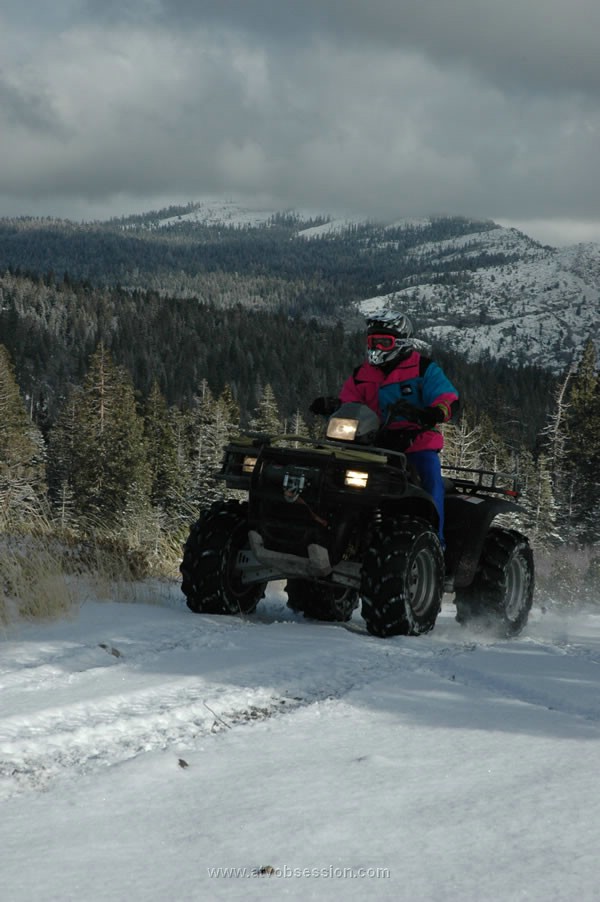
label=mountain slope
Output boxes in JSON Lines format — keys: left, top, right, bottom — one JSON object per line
{"left": 359, "top": 227, "right": 600, "bottom": 371}
{"left": 149, "top": 203, "right": 600, "bottom": 371}
{"left": 1, "top": 200, "right": 598, "bottom": 373}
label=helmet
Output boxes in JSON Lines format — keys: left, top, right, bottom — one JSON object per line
{"left": 365, "top": 310, "right": 414, "bottom": 367}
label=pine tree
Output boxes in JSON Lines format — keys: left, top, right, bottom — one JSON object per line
{"left": 218, "top": 383, "right": 241, "bottom": 430}
{"left": 283, "top": 408, "right": 311, "bottom": 448}
{"left": 64, "top": 344, "right": 151, "bottom": 534}
{"left": 562, "top": 339, "right": 600, "bottom": 543}
{"left": 472, "top": 413, "right": 514, "bottom": 473}
{"left": 522, "top": 452, "right": 559, "bottom": 546}
{"left": 539, "top": 362, "right": 575, "bottom": 543}
{"left": 143, "top": 381, "right": 185, "bottom": 526}
{"left": 541, "top": 362, "right": 575, "bottom": 479}
{"left": 440, "top": 414, "right": 484, "bottom": 469}
{"left": 183, "top": 380, "right": 237, "bottom": 509}
{"left": 0, "top": 344, "right": 47, "bottom": 525}
{"left": 248, "top": 383, "right": 282, "bottom": 434}
{"left": 47, "top": 387, "right": 81, "bottom": 529}
{"left": 186, "top": 381, "right": 216, "bottom": 509}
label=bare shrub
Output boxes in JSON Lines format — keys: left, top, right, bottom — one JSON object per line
{"left": 0, "top": 536, "right": 77, "bottom": 624}
{"left": 535, "top": 545, "right": 600, "bottom": 608}
{"left": 0, "top": 500, "right": 182, "bottom": 627}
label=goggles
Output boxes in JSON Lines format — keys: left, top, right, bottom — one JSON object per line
{"left": 366, "top": 333, "right": 398, "bottom": 351}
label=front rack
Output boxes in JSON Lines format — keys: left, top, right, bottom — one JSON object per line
{"left": 221, "top": 433, "right": 524, "bottom": 500}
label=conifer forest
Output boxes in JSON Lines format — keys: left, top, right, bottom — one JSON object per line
{"left": 1, "top": 215, "right": 599, "bottom": 610}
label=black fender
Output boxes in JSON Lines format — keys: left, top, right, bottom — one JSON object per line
{"left": 384, "top": 483, "right": 440, "bottom": 535}
{"left": 444, "top": 494, "right": 524, "bottom": 588}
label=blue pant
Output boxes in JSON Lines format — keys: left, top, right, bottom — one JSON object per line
{"left": 408, "top": 450, "right": 445, "bottom": 546}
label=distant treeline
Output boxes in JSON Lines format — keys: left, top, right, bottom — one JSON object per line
{"left": 0, "top": 270, "right": 554, "bottom": 449}
{"left": 0, "top": 214, "right": 513, "bottom": 312}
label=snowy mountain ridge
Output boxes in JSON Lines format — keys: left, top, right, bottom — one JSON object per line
{"left": 151, "top": 199, "right": 600, "bottom": 372}
{"left": 3, "top": 197, "right": 596, "bottom": 374}
{"left": 360, "top": 228, "right": 600, "bottom": 372}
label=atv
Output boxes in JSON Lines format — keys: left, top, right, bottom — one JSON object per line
{"left": 180, "top": 402, "right": 535, "bottom": 638}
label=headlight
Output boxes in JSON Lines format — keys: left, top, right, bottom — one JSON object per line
{"left": 242, "top": 455, "right": 258, "bottom": 473}
{"left": 344, "top": 469, "right": 369, "bottom": 488}
{"left": 327, "top": 417, "right": 359, "bottom": 441}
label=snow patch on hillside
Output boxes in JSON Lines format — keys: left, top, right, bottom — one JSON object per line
{"left": 145, "top": 198, "right": 600, "bottom": 372}
{"left": 358, "top": 231, "right": 600, "bottom": 371}
{"left": 157, "top": 198, "right": 280, "bottom": 228}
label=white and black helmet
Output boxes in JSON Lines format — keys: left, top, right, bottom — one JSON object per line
{"left": 365, "top": 310, "right": 414, "bottom": 366}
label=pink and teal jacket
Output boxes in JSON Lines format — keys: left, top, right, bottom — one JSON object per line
{"left": 339, "top": 351, "right": 459, "bottom": 453}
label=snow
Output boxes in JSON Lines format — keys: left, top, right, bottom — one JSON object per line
{"left": 156, "top": 197, "right": 321, "bottom": 230}
{"left": 156, "top": 197, "right": 281, "bottom": 229}
{"left": 297, "top": 218, "right": 365, "bottom": 238}
{"left": 357, "top": 231, "right": 600, "bottom": 371}
{"left": 140, "top": 197, "right": 600, "bottom": 372}
{"left": 2, "top": 584, "right": 600, "bottom": 901}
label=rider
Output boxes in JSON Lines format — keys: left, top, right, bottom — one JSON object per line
{"left": 311, "top": 310, "right": 459, "bottom": 544}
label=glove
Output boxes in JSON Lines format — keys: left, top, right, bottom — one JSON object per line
{"left": 309, "top": 396, "right": 340, "bottom": 416}
{"left": 392, "top": 400, "right": 445, "bottom": 428}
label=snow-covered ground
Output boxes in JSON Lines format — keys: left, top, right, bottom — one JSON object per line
{"left": 2, "top": 584, "right": 599, "bottom": 901}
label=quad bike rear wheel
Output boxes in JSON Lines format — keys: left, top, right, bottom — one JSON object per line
{"left": 454, "top": 527, "right": 534, "bottom": 637}
{"left": 285, "top": 578, "right": 359, "bottom": 622}
{"left": 361, "top": 516, "right": 444, "bottom": 637}
{"left": 180, "top": 500, "right": 265, "bottom": 615}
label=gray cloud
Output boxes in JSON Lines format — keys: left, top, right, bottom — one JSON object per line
{"left": 0, "top": 72, "right": 64, "bottom": 134}
{"left": 103, "top": 0, "right": 600, "bottom": 96}
{"left": 1, "top": 2, "right": 600, "bottom": 242}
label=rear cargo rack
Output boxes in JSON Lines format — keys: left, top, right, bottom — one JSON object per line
{"left": 441, "top": 464, "right": 522, "bottom": 499}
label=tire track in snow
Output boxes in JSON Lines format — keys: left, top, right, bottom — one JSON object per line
{"left": 0, "top": 681, "right": 299, "bottom": 799}
{"left": 417, "top": 633, "right": 600, "bottom": 724}
{"left": 0, "top": 611, "right": 423, "bottom": 798}
{"left": 3, "top": 599, "right": 599, "bottom": 799}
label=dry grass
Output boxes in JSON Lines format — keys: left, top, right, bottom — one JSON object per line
{"left": 534, "top": 544, "right": 600, "bottom": 608}
{"left": 0, "top": 537, "right": 77, "bottom": 625}
{"left": 0, "top": 505, "right": 183, "bottom": 627}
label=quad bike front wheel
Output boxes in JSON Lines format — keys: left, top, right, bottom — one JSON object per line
{"left": 361, "top": 516, "right": 444, "bottom": 638}
{"left": 285, "top": 578, "right": 359, "bottom": 622}
{"left": 180, "top": 500, "right": 266, "bottom": 615}
{"left": 454, "top": 527, "right": 534, "bottom": 637}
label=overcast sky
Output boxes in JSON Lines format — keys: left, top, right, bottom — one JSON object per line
{"left": 2, "top": 0, "right": 600, "bottom": 244}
